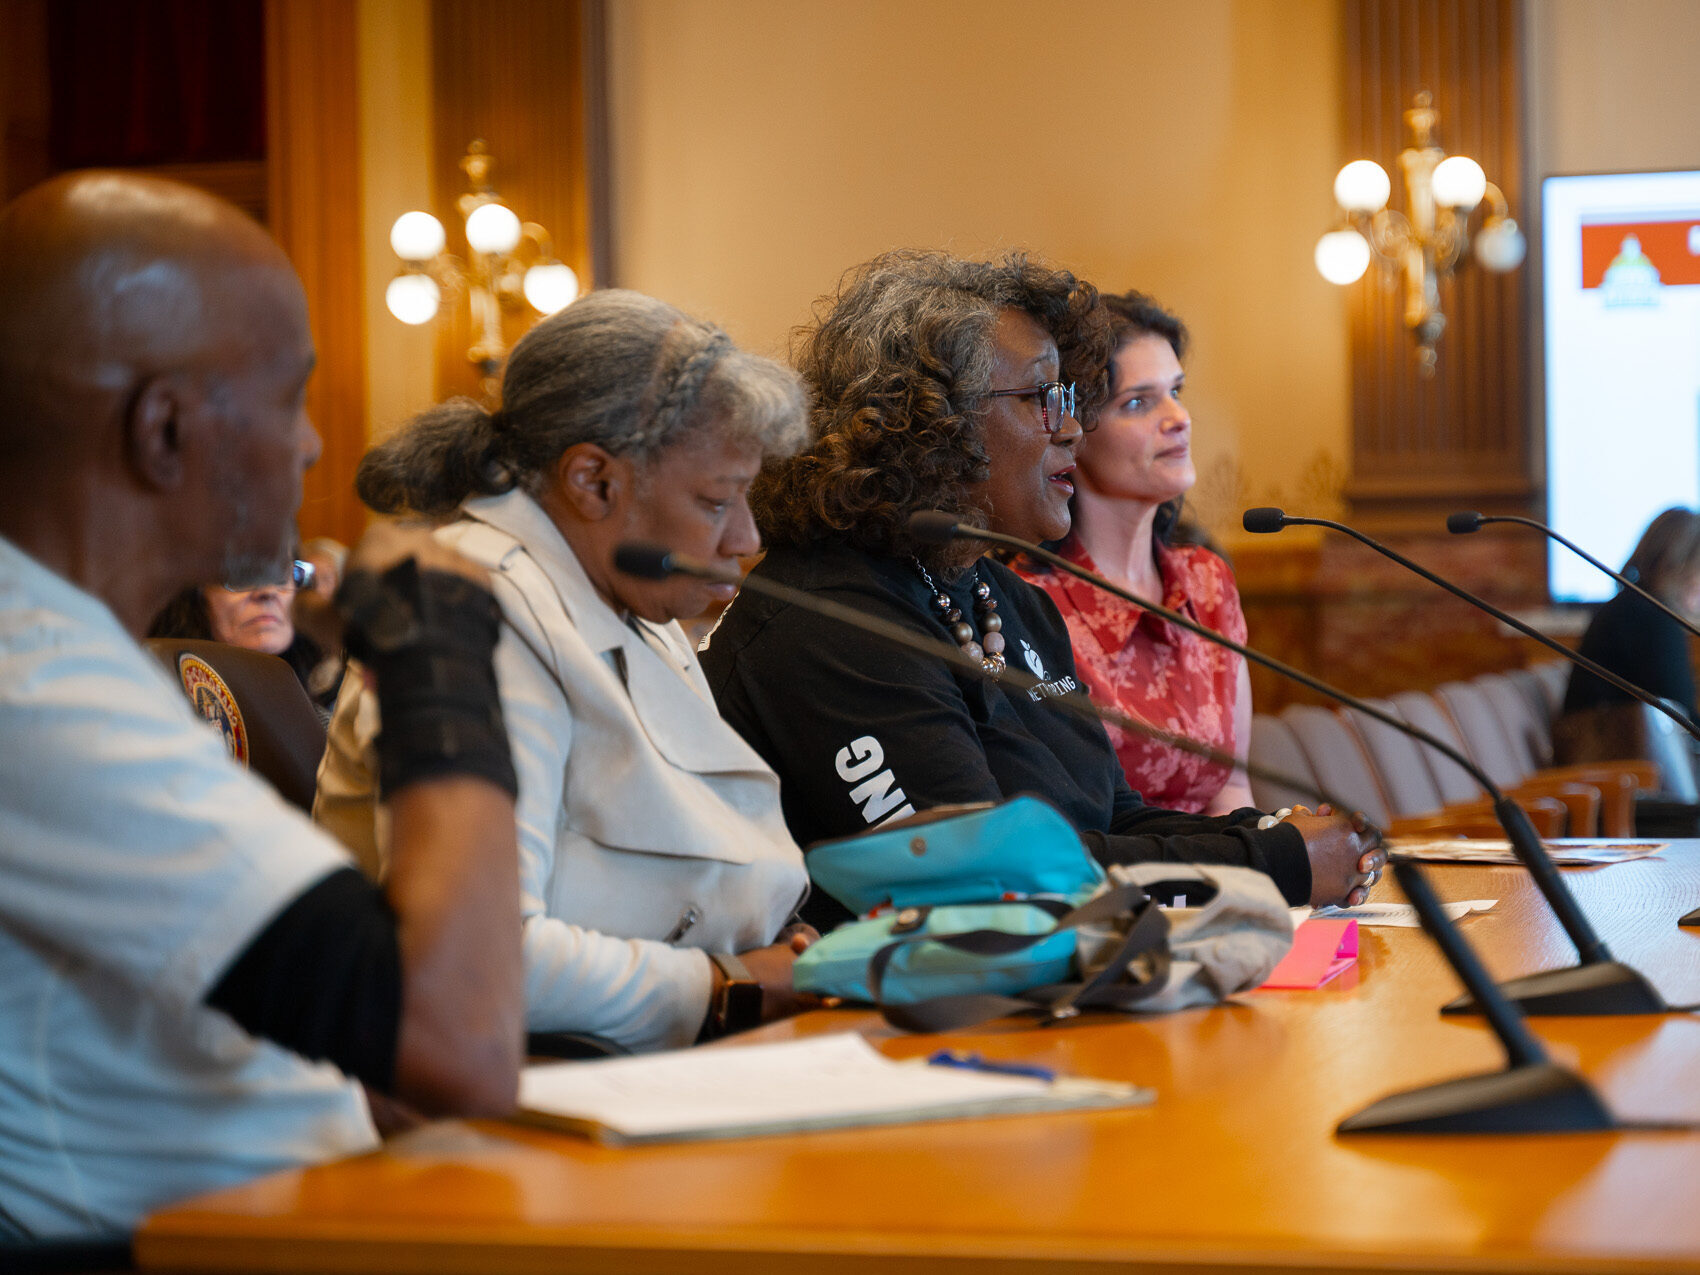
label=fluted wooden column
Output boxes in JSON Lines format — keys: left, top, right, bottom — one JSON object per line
{"left": 1341, "top": 0, "right": 1531, "bottom": 529}
{"left": 266, "top": 0, "right": 369, "bottom": 546}
{"left": 429, "top": 0, "right": 603, "bottom": 403}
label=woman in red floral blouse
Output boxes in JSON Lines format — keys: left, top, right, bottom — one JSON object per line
{"left": 1014, "top": 292, "right": 1254, "bottom": 815}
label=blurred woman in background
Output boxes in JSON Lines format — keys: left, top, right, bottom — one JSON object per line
{"left": 148, "top": 574, "right": 343, "bottom": 714}
{"left": 1562, "top": 506, "right": 1700, "bottom": 723}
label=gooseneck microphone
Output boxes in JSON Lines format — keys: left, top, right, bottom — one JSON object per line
{"left": 1336, "top": 857, "right": 1617, "bottom": 1134}
{"left": 915, "top": 511, "right": 1671, "bottom": 1017}
{"left": 611, "top": 542, "right": 1367, "bottom": 849}
{"left": 1451, "top": 513, "right": 1700, "bottom": 932}
{"left": 1241, "top": 506, "right": 1700, "bottom": 1010}
{"left": 1449, "top": 510, "right": 1700, "bottom": 644}
{"left": 1245, "top": 507, "right": 1700, "bottom": 748}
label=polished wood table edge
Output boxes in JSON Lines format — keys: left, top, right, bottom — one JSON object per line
{"left": 136, "top": 1198, "right": 1700, "bottom": 1275}
{"left": 133, "top": 1101, "right": 1700, "bottom": 1275}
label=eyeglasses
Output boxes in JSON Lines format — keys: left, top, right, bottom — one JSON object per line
{"left": 221, "top": 560, "right": 315, "bottom": 592}
{"left": 985, "top": 381, "right": 1082, "bottom": 434}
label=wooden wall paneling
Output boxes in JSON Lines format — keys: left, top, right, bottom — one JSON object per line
{"left": 1243, "top": 0, "right": 1553, "bottom": 714}
{"left": 137, "top": 160, "right": 267, "bottom": 222}
{"left": 581, "top": 0, "right": 612, "bottom": 291}
{"left": 430, "top": 0, "right": 601, "bottom": 403}
{"left": 265, "top": 0, "right": 369, "bottom": 548}
{"left": 46, "top": 0, "right": 267, "bottom": 170}
{"left": 1, "top": 0, "right": 52, "bottom": 202}
{"left": 1341, "top": 0, "right": 1531, "bottom": 529}
{"left": 1236, "top": 529, "right": 1549, "bottom": 713}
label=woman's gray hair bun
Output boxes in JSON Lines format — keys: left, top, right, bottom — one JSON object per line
{"left": 355, "top": 397, "right": 515, "bottom": 518}
{"left": 355, "top": 290, "right": 808, "bottom": 517}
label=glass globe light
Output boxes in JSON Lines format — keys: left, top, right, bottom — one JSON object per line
{"left": 1334, "top": 160, "right": 1391, "bottom": 213}
{"left": 389, "top": 211, "right": 445, "bottom": 261}
{"left": 385, "top": 273, "right": 440, "bottom": 325}
{"left": 523, "top": 261, "right": 579, "bottom": 314}
{"left": 465, "top": 202, "right": 523, "bottom": 255}
{"left": 1315, "top": 229, "right": 1373, "bottom": 285}
{"left": 1432, "top": 155, "right": 1487, "bottom": 209}
{"left": 1473, "top": 218, "right": 1527, "bottom": 272}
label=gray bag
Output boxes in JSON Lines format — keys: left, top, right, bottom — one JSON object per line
{"left": 871, "top": 860, "right": 1294, "bottom": 1033}
{"left": 1076, "top": 863, "right": 1295, "bottom": 1013}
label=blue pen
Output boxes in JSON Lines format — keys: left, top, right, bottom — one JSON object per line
{"left": 926, "top": 1049, "right": 1055, "bottom": 1082}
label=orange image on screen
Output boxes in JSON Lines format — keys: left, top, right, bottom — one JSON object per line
{"left": 1580, "top": 219, "right": 1700, "bottom": 288}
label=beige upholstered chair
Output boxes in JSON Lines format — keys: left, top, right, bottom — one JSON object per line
{"left": 1306, "top": 700, "right": 1568, "bottom": 837}
{"left": 1429, "top": 681, "right": 1642, "bottom": 836}
{"left": 1247, "top": 714, "right": 1324, "bottom": 813}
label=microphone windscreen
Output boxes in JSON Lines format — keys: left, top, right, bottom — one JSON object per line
{"left": 1241, "top": 507, "right": 1288, "bottom": 534}
{"left": 612, "top": 543, "right": 675, "bottom": 580}
{"left": 907, "top": 510, "right": 962, "bottom": 544}
{"left": 1447, "top": 511, "right": 1485, "bottom": 534}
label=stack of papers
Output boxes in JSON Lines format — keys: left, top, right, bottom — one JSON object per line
{"left": 514, "top": 1032, "right": 1151, "bottom": 1146}
{"left": 1387, "top": 838, "right": 1666, "bottom": 865}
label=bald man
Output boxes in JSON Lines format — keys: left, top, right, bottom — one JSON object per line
{"left": 0, "top": 173, "right": 524, "bottom": 1240}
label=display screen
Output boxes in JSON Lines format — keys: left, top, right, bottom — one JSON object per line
{"left": 1543, "top": 170, "right": 1700, "bottom": 602}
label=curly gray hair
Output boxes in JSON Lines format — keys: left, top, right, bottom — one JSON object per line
{"left": 357, "top": 289, "right": 809, "bottom": 517}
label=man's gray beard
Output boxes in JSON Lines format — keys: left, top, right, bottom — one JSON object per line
{"left": 218, "top": 491, "right": 297, "bottom": 589}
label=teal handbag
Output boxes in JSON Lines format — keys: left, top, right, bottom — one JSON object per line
{"left": 794, "top": 899, "right": 1081, "bottom": 1005}
{"left": 794, "top": 795, "right": 1127, "bottom": 1020}
{"left": 801, "top": 793, "right": 1106, "bottom": 915}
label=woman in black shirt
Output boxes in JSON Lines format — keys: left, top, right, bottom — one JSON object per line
{"left": 1563, "top": 507, "right": 1700, "bottom": 722}
{"left": 699, "top": 250, "right": 1380, "bottom": 922}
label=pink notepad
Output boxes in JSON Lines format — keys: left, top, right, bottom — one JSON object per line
{"left": 1258, "top": 918, "right": 1358, "bottom": 990}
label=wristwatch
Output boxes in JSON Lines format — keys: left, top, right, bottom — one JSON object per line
{"left": 705, "top": 952, "right": 764, "bottom": 1039}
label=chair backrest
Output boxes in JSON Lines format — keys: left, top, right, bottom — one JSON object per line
{"left": 1529, "top": 659, "right": 1570, "bottom": 721}
{"left": 1475, "top": 671, "right": 1553, "bottom": 770}
{"left": 1247, "top": 714, "right": 1322, "bottom": 813}
{"left": 1279, "top": 704, "right": 1392, "bottom": 826}
{"left": 1642, "top": 700, "right": 1700, "bottom": 800}
{"left": 1504, "top": 666, "right": 1553, "bottom": 730}
{"left": 1341, "top": 698, "right": 1447, "bottom": 819}
{"left": 146, "top": 638, "right": 326, "bottom": 812}
{"left": 1554, "top": 698, "right": 1700, "bottom": 801}
{"left": 1433, "top": 679, "right": 1531, "bottom": 788}
{"left": 1387, "top": 691, "right": 1484, "bottom": 806}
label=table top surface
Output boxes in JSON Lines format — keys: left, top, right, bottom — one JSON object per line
{"left": 138, "top": 846, "right": 1700, "bottom": 1275}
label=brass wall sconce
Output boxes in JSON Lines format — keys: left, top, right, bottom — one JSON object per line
{"left": 385, "top": 140, "right": 579, "bottom": 392}
{"left": 1315, "top": 93, "right": 1526, "bottom": 375}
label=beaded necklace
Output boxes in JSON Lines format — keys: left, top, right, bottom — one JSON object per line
{"left": 914, "top": 559, "right": 1007, "bottom": 675}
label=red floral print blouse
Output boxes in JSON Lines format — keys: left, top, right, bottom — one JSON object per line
{"left": 1014, "top": 533, "right": 1248, "bottom": 813}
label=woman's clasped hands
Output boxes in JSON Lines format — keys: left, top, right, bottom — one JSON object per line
{"left": 1283, "top": 804, "right": 1387, "bottom": 908}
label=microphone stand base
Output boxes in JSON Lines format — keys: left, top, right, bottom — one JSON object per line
{"left": 1441, "top": 961, "right": 1667, "bottom": 1016}
{"left": 1337, "top": 1061, "right": 1615, "bottom": 1135}
{"left": 1679, "top": 906, "right": 1700, "bottom": 927}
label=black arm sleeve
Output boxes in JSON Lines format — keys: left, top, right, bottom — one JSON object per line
{"left": 205, "top": 866, "right": 402, "bottom": 1093}
{"left": 1083, "top": 816, "right": 1311, "bottom": 906}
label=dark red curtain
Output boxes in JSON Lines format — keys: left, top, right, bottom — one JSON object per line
{"left": 48, "top": 0, "right": 265, "bottom": 168}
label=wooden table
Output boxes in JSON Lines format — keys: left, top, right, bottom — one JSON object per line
{"left": 138, "top": 847, "right": 1700, "bottom": 1274}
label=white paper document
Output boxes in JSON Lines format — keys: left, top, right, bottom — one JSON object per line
{"left": 1308, "top": 899, "right": 1497, "bottom": 928}
{"left": 515, "top": 1032, "right": 1151, "bottom": 1146}
{"left": 1385, "top": 838, "right": 1666, "bottom": 866}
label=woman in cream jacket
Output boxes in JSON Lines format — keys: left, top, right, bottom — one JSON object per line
{"left": 315, "top": 290, "right": 814, "bottom": 1053}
